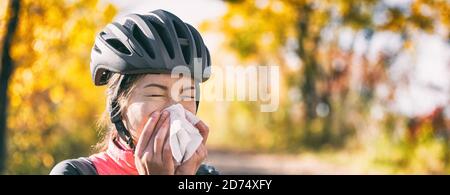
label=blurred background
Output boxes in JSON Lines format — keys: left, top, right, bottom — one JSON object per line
{"left": 0, "top": 0, "right": 449, "bottom": 174}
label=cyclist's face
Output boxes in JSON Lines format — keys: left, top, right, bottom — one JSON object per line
{"left": 124, "top": 74, "right": 197, "bottom": 139}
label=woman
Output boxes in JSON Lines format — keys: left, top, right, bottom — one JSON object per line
{"left": 50, "top": 9, "right": 217, "bottom": 175}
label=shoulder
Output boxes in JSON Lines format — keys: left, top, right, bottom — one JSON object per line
{"left": 49, "top": 158, "right": 97, "bottom": 175}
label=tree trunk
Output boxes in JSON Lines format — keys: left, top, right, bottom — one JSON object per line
{"left": 295, "top": 2, "right": 332, "bottom": 148}
{"left": 0, "top": 0, "right": 20, "bottom": 173}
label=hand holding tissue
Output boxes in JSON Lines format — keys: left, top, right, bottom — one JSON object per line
{"left": 163, "top": 104, "right": 203, "bottom": 165}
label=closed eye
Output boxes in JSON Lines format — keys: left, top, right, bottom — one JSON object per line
{"left": 180, "top": 95, "right": 195, "bottom": 100}
{"left": 144, "top": 94, "right": 166, "bottom": 97}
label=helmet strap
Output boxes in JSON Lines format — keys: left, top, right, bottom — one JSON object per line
{"left": 108, "top": 75, "right": 135, "bottom": 150}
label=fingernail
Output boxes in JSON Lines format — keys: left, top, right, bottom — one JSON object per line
{"left": 152, "top": 111, "right": 160, "bottom": 117}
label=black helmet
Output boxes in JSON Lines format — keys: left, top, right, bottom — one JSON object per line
{"left": 89, "top": 9, "right": 211, "bottom": 149}
{"left": 90, "top": 9, "right": 211, "bottom": 85}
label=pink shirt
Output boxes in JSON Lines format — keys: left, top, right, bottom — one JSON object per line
{"left": 89, "top": 139, "right": 138, "bottom": 175}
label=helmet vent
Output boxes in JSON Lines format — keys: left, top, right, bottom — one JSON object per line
{"left": 206, "top": 47, "right": 211, "bottom": 67}
{"left": 173, "top": 21, "right": 191, "bottom": 64}
{"left": 106, "top": 38, "right": 131, "bottom": 55}
{"left": 149, "top": 19, "right": 175, "bottom": 59}
{"left": 132, "top": 25, "right": 155, "bottom": 59}
{"left": 93, "top": 44, "right": 102, "bottom": 54}
{"left": 188, "top": 25, "right": 203, "bottom": 58}
{"left": 100, "top": 70, "right": 111, "bottom": 84}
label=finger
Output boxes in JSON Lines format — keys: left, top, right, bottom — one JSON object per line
{"left": 195, "top": 120, "right": 209, "bottom": 144}
{"left": 183, "top": 144, "right": 206, "bottom": 165}
{"left": 142, "top": 116, "right": 166, "bottom": 164}
{"left": 162, "top": 137, "right": 173, "bottom": 167}
{"left": 134, "top": 159, "right": 144, "bottom": 175}
{"left": 141, "top": 151, "right": 152, "bottom": 175}
{"left": 135, "top": 111, "right": 160, "bottom": 157}
{"left": 146, "top": 111, "right": 169, "bottom": 152}
{"left": 152, "top": 115, "right": 170, "bottom": 163}
{"left": 196, "top": 144, "right": 208, "bottom": 159}
{"left": 162, "top": 115, "right": 173, "bottom": 162}
{"left": 154, "top": 111, "right": 169, "bottom": 131}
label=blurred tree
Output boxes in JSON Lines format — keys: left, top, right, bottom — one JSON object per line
{"left": 0, "top": 0, "right": 20, "bottom": 173}
{"left": 207, "top": 0, "right": 449, "bottom": 155}
{"left": 0, "top": 0, "right": 116, "bottom": 174}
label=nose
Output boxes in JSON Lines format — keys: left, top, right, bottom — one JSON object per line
{"left": 162, "top": 97, "right": 178, "bottom": 109}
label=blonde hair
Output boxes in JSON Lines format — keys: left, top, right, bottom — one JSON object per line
{"left": 93, "top": 73, "right": 146, "bottom": 152}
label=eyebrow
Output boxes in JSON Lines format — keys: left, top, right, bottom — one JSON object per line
{"left": 143, "top": 83, "right": 168, "bottom": 90}
{"left": 180, "top": 86, "right": 195, "bottom": 93}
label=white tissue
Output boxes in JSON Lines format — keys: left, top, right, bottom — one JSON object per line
{"left": 163, "top": 104, "right": 203, "bottom": 165}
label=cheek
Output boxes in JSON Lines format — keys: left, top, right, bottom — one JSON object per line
{"left": 125, "top": 102, "right": 161, "bottom": 136}
{"left": 180, "top": 101, "right": 197, "bottom": 114}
